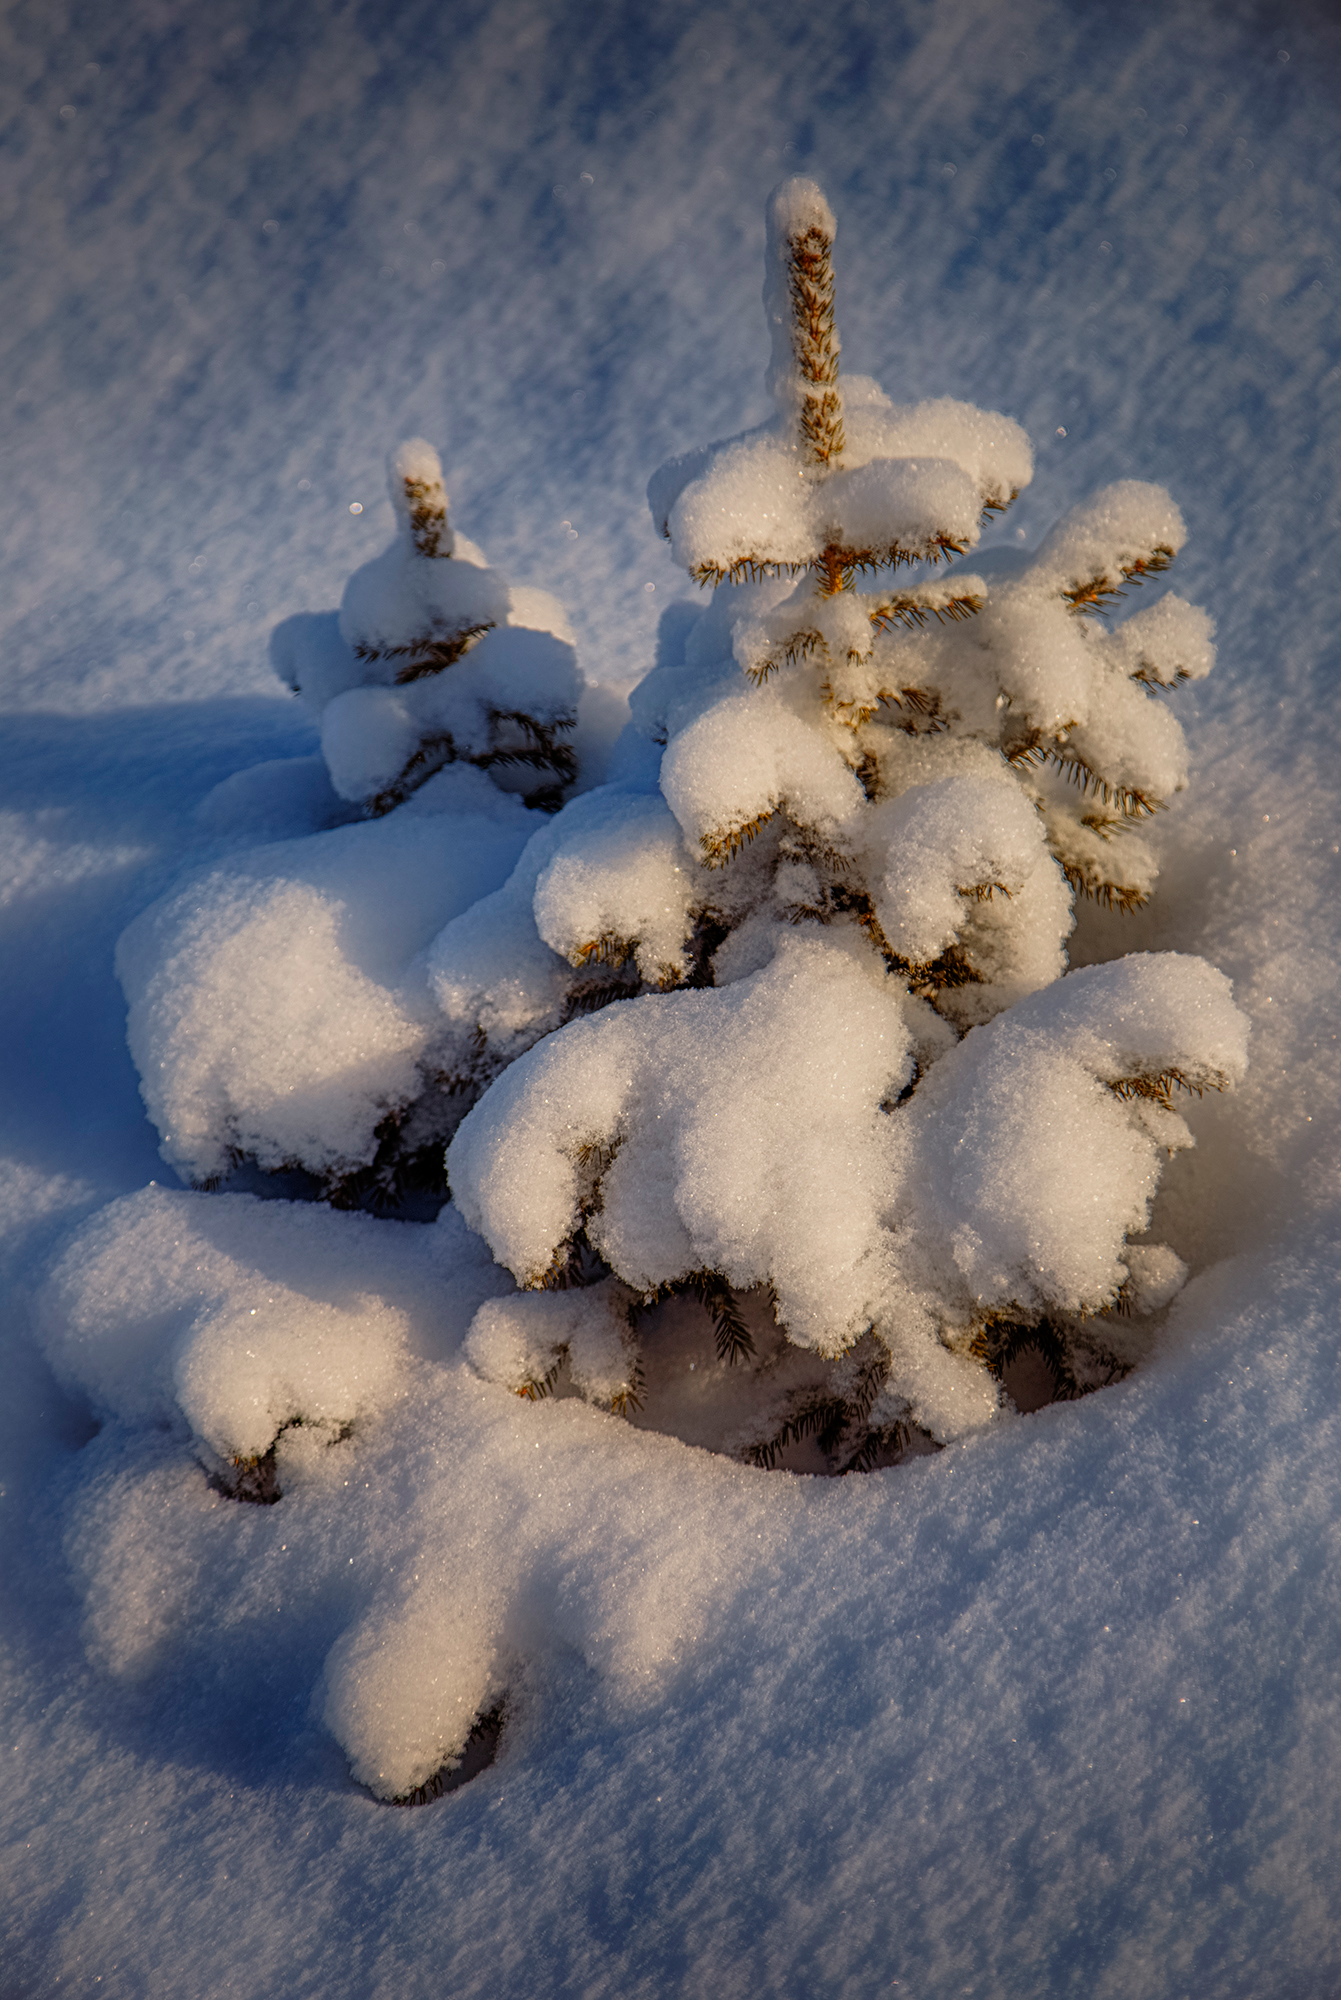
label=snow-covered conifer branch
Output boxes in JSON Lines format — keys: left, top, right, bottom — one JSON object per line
{"left": 1061, "top": 546, "right": 1176, "bottom": 614}
{"left": 866, "top": 579, "right": 988, "bottom": 633}
{"left": 744, "top": 1333, "right": 893, "bottom": 1469}
{"left": 1008, "top": 741, "right": 1161, "bottom": 819}
{"left": 465, "top": 1285, "right": 643, "bottom": 1411}
{"left": 698, "top": 808, "right": 778, "bottom": 867}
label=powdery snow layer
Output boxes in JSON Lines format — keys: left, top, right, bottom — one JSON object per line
{"left": 4, "top": 0, "right": 1341, "bottom": 1992}
{"left": 448, "top": 940, "right": 1245, "bottom": 1426}
{"left": 117, "top": 776, "right": 538, "bottom": 1183}
{"left": 449, "top": 930, "right": 915, "bottom": 1347}
{"left": 4, "top": 1225, "right": 1340, "bottom": 1996}
{"left": 655, "top": 397, "right": 1028, "bottom": 576}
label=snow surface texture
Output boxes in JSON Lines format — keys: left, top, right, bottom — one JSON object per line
{"left": 5, "top": 2, "right": 1341, "bottom": 1994}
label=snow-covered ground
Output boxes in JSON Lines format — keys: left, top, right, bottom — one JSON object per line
{"left": 4, "top": 1, "right": 1341, "bottom": 1992}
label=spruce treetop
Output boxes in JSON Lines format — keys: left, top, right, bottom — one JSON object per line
{"left": 649, "top": 176, "right": 1032, "bottom": 592}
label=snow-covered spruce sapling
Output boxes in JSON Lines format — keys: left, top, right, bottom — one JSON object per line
{"left": 273, "top": 438, "right": 581, "bottom": 815}
{"left": 445, "top": 178, "right": 1247, "bottom": 1463}
{"left": 117, "top": 441, "right": 591, "bottom": 1209}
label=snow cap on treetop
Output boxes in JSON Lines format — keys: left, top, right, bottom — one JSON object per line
{"left": 765, "top": 174, "right": 837, "bottom": 249}
{"left": 338, "top": 438, "right": 510, "bottom": 661}
{"left": 387, "top": 436, "right": 454, "bottom": 559}
{"left": 647, "top": 180, "right": 1032, "bottom": 586}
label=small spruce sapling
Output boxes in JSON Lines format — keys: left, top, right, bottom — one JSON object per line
{"left": 446, "top": 179, "right": 1247, "bottom": 1461}
{"left": 117, "top": 442, "right": 589, "bottom": 1209}
{"left": 273, "top": 439, "right": 581, "bottom": 815}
